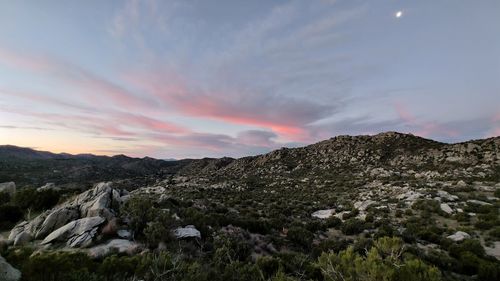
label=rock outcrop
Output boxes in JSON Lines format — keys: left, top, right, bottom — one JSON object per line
{"left": 8, "top": 182, "right": 129, "bottom": 248}
{"left": 0, "top": 255, "right": 21, "bottom": 281}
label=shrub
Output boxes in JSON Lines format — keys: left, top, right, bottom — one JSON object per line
{"left": 0, "top": 204, "right": 23, "bottom": 229}
{"left": 287, "top": 226, "right": 313, "bottom": 249}
{"left": 317, "top": 237, "right": 442, "bottom": 281}
{"left": 325, "top": 216, "right": 342, "bottom": 228}
{"left": 341, "top": 218, "right": 365, "bottom": 235}
{"left": 13, "top": 188, "right": 60, "bottom": 211}
{"left": 256, "top": 256, "right": 281, "bottom": 279}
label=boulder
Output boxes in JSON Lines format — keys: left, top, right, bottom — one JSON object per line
{"left": 437, "top": 190, "right": 458, "bottom": 201}
{"left": 0, "top": 182, "right": 16, "bottom": 196}
{"left": 0, "top": 254, "right": 21, "bottom": 281}
{"left": 88, "top": 239, "right": 140, "bottom": 259}
{"left": 440, "top": 203, "right": 453, "bottom": 215}
{"left": 117, "top": 230, "right": 132, "bottom": 240}
{"left": 35, "top": 207, "right": 79, "bottom": 239}
{"left": 173, "top": 225, "right": 201, "bottom": 239}
{"left": 447, "top": 231, "right": 470, "bottom": 242}
{"left": 311, "top": 209, "right": 335, "bottom": 219}
{"left": 13, "top": 231, "right": 32, "bottom": 246}
{"left": 41, "top": 216, "right": 106, "bottom": 248}
{"left": 8, "top": 221, "right": 28, "bottom": 242}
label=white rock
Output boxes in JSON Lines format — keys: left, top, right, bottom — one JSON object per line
{"left": 440, "top": 203, "right": 454, "bottom": 215}
{"left": 0, "top": 255, "right": 21, "bottom": 281}
{"left": 484, "top": 241, "right": 500, "bottom": 260}
{"left": 311, "top": 209, "right": 335, "bottom": 219}
{"left": 37, "top": 183, "right": 60, "bottom": 191}
{"left": 334, "top": 211, "right": 350, "bottom": 221}
{"left": 173, "top": 225, "right": 201, "bottom": 239}
{"left": 467, "top": 199, "right": 492, "bottom": 206}
{"left": 8, "top": 221, "right": 28, "bottom": 241}
{"left": 0, "top": 182, "right": 16, "bottom": 196}
{"left": 437, "top": 190, "right": 458, "bottom": 201}
{"left": 447, "top": 231, "right": 470, "bottom": 242}
{"left": 117, "top": 230, "right": 132, "bottom": 239}
{"left": 88, "top": 239, "right": 140, "bottom": 259}
{"left": 35, "top": 207, "right": 79, "bottom": 239}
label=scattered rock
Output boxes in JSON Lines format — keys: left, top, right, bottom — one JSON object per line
{"left": 0, "top": 254, "right": 21, "bottom": 281}
{"left": 0, "top": 182, "right": 16, "bottom": 196}
{"left": 440, "top": 203, "right": 453, "bottom": 215}
{"left": 173, "top": 225, "right": 201, "bottom": 239}
{"left": 397, "top": 191, "right": 422, "bottom": 202}
{"left": 447, "top": 231, "right": 470, "bottom": 242}
{"left": 311, "top": 209, "right": 335, "bottom": 219}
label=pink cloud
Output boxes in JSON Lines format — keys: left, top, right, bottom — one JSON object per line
{"left": 125, "top": 71, "right": 330, "bottom": 141}
{"left": 394, "top": 101, "right": 459, "bottom": 138}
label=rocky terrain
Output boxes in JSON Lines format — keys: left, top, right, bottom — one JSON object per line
{"left": 0, "top": 132, "right": 499, "bottom": 281}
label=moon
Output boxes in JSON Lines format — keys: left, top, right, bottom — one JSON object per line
{"left": 395, "top": 10, "right": 403, "bottom": 18}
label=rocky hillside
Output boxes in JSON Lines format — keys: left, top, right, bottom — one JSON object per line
{"left": 172, "top": 132, "right": 500, "bottom": 187}
{"left": 0, "top": 132, "right": 499, "bottom": 281}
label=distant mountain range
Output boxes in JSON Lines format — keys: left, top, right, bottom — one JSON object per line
{"left": 1, "top": 132, "right": 499, "bottom": 188}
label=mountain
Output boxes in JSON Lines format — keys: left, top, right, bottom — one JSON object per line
{"left": 2, "top": 132, "right": 499, "bottom": 188}
{"left": 0, "top": 145, "right": 186, "bottom": 187}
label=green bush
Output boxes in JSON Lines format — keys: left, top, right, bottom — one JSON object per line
{"left": 341, "top": 218, "right": 365, "bottom": 235}
{"left": 287, "top": 226, "right": 313, "bottom": 249}
{"left": 13, "top": 188, "right": 60, "bottom": 211}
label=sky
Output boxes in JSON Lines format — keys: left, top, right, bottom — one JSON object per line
{"left": 0, "top": 0, "right": 499, "bottom": 159}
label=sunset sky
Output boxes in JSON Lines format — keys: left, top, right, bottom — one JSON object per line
{"left": 1, "top": 0, "right": 499, "bottom": 159}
